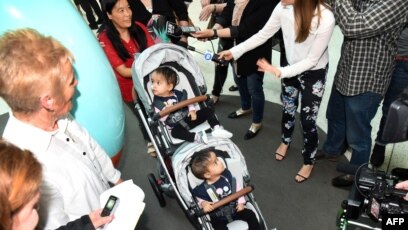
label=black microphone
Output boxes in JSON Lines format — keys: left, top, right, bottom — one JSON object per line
{"left": 211, "top": 53, "right": 228, "bottom": 66}
{"left": 166, "top": 21, "right": 183, "bottom": 37}
{"left": 174, "top": 41, "right": 228, "bottom": 66}
{"left": 193, "top": 48, "right": 228, "bottom": 66}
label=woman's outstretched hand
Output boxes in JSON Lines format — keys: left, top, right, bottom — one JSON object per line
{"left": 191, "top": 29, "right": 215, "bottom": 41}
{"left": 218, "top": 50, "right": 234, "bottom": 61}
{"left": 257, "top": 58, "right": 281, "bottom": 78}
{"left": 199, "top": 4, "right": 213, "bottom": 21}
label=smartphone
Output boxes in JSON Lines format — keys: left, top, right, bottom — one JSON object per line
{"left": 180, "top": 26, "right": 200, "bottom": 33}
{"left": 101, "top": 195, "right": 120, "bottom": 217}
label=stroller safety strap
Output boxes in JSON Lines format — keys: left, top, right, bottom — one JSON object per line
{"left": 204, "top": 175, "right": 237, "bottom": 222}
{"left": 153, "top": 89, "right": 190, "bottom": 129}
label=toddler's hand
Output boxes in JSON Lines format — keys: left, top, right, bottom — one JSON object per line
{"left": 164, "top": 102, "right": 173, "bottom": 108}
{"left": 202, "top": 201, "right": 215, "bottom": 213}
{"left": 189, "top": 110, "right": 197, "bottom": 120}
{"left": 236, "top": 203, "right": 245, "bottom": 212}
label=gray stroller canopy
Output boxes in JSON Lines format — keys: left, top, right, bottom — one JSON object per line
{"left": 132, "top": 43, "right": 206, "bottom": 111}
{"left": 172, "top": 137, "right": 249, "bottom": 205}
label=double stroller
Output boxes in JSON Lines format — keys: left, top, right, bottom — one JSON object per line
{"left": 132, "top": 43, "right": 269, "bottom": 229}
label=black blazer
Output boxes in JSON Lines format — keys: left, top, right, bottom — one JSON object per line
{"left": 130, "top": 0, "right": 151, "bottom": 26}
{"left": 152, "top": 0, "right": 189, "bottom": 23}
{"left": 130, "top": 0, "right": 189, "bottom": 25}
{"left": 217, "top": 0, "right": 274, "bottom": 76}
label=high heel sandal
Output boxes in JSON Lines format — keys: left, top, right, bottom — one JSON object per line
{"left": 295, "top": 164, "right": 314, "bottom": 183}
{"left": 275, "top": 144, "right": 290, "bottom": 161}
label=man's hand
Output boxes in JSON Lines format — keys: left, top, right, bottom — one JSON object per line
{"left": 395, "top": 180, "right": 408, "bottom": 201}
{"left": 89, "top": 209, "right": 114, "bottom": 228}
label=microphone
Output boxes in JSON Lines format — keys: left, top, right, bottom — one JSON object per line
{"left": 174, "top": 41, "right": 227, "bottom": 65}
{"left": 204, "top": 51, "right": 228, "bottom": 66}
{"left": 166, "top": 21, "right": 183, "bottom": 37}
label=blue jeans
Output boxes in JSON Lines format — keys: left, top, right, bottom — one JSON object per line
{"left": 233, "top": 72, "right": 265, "bottom": 123}
{"left": 323, "top": 89, "right": 382, "bottom": 166}
{"left": 376, "top": 60, "right": 408, "bottom": 145}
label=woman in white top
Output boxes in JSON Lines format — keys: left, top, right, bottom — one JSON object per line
{"left": 220, "top": 0, "right": 335, "bottom": 183}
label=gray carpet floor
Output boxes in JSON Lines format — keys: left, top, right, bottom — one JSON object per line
{"left": 118, "top": 95, "right": 351, "bottom": 230}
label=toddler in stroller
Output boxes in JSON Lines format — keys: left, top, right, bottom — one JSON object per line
{"left": 190, "top": 147, "right": 260, "bottom": 230}
{"left": 151, "top": 66, "right": 232, "bottom": 144}
{"left": 173, "top": 138, "right": 269, "bottom": 229}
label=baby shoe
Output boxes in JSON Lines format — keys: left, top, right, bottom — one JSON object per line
{"left": 211, "top": 95, "right": 219, "bottom": 105}
{"left": 195, "top": 130, "right": 208, "bottom": 144}
{"left": 212, "top": 126, "right": 233, "bottom": 139}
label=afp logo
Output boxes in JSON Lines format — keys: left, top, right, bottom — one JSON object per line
{"left": 382, "top": 214, "right": 408, "bottom": 230}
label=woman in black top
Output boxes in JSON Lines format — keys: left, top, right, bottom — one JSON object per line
{"left": 193, "top": 0, "right": 274, "bottom": 140}
{"left": 118, "top": 0, "right": 190, "bottom": 43}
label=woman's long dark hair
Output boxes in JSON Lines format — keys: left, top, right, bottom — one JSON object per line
{"left": 101, "top": 0, "right": 148, "bottom": 61}
{"left": 294, "top": 0, "right": 330, "bottom": 43}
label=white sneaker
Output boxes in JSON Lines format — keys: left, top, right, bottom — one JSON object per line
{"left": 195, "top": 131, "right": 208, "bottom": 144}
{"left": 211, "top": 95, "right": 219, "bottom": 105}
{"left": 212, "top": 127, "right": 233, "bottom": 139}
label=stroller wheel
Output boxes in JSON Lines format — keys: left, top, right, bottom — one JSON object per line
{"left": 148, "top": 173, "right": 166, "bottom": 207}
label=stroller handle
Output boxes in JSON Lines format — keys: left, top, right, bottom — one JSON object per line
{"left": 198, "top": 185, "right": 255, "bottom": 216}
{"left": 153, "top": 95, "right": 209, "bottom": 120}
{"left": 211, "top": 185, "right": 254, "bottom": 211}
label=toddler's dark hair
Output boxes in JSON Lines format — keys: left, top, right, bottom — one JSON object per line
{"left": 190, "top": 147, "right": 215, "bottom": 180}
{"left": 153, "top": 66, "right": 178, "bottom": 89}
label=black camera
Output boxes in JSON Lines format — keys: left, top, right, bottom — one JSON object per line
{"left": 337, "top": 167, "right": 408, "bottom": 229}
{"left": 382, "top": 87, "right": 408, "bottom": 143}
{"left": 337, "top": 87, "right": 408, "bottom": 229}
{"left": 358, "top": 168, "right": 408, "bottom": 221}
